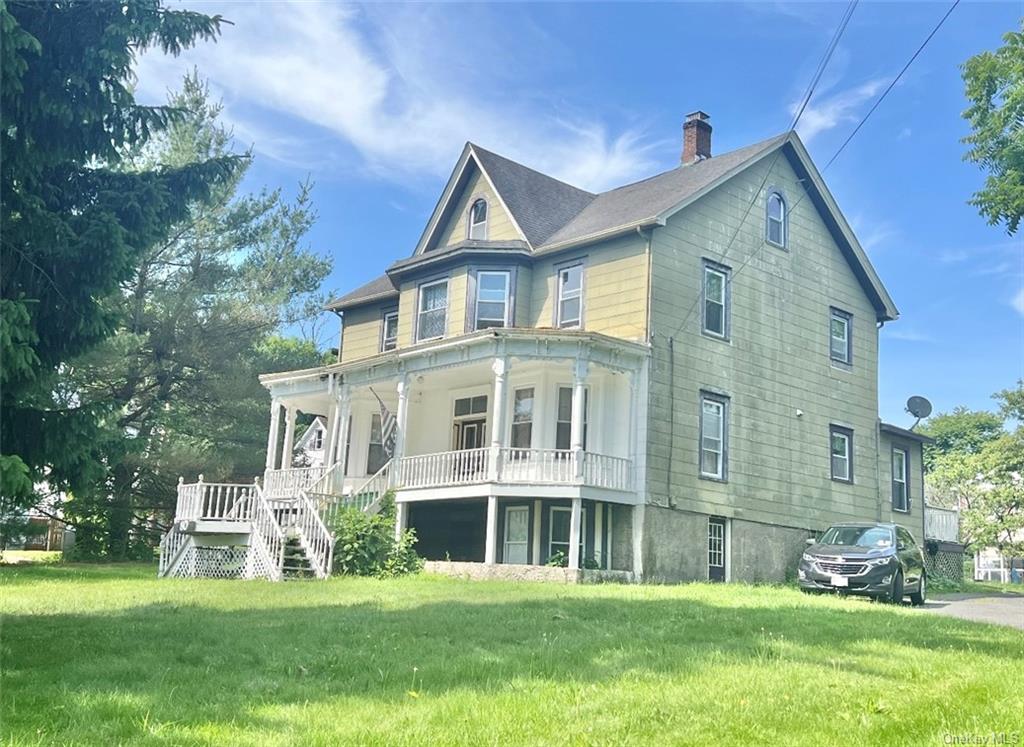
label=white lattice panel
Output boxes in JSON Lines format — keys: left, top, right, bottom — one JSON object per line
{"left": 191, "top": 547, "right": 248, "bottom": 579}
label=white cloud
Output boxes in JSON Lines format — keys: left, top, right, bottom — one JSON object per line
{"left": 883, "top": 327, "right": 933, "bottom": 343}
{"left": 791, "top": 78, "right": 887, "bottom": 142}
{"left": 133, "top": 3, "right": 659, "bottom": 191}
{"left": 1012, "top": 286, "right": 1024, "bottom": 317}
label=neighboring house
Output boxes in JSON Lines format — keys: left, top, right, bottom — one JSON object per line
{"left": 293, "top": 416, "right": 329, "bottom": 468}
{"left": 161, "top": 112, "right": 934, "bottom": 582}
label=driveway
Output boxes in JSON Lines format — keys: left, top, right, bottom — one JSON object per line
{"left": 922, "top": 594, "right": 1024, "bottom": 630}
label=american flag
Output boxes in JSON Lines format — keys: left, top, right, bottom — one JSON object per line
{"left": 369, "top": 387, "right": 398, "bottom": 457}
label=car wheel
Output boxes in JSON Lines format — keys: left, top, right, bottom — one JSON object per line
{"left": 909, "top": 573, "right": 926, "bottom": 606}
{"left": 887, "top": 569, "right": 905, "bottom": 604}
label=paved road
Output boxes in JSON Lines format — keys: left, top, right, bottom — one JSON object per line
{"left": 923, "top": 594, "right": 1024, "bottom": 630}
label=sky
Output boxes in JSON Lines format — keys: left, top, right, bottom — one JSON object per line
{"left": 135, "top": 1, "right": 1024, "bottom": 425}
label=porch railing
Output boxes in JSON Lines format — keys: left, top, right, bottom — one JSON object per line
{"left": 401, "top": 448, "right": 491, "bottom": 488}
{"left": 174, "top": 477, "right": 256, "bottom": 522}
{"left": 263, "top": 466, "right": 327, "bottom": 500}
{"left": 397, "top": 448, "right": 634, "bottom": 492}
{"left": 315, "top": 461, "right": 391, "bottom": 526}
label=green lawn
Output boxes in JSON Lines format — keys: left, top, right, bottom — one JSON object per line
{"left": 2, "top": 564, "right": 1022, "bottom": 746}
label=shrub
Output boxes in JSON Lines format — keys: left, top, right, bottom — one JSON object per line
{"left": 329, "top": 493, "right": 421, "bottom": 578}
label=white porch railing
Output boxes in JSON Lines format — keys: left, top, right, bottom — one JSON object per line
{"left": 174, "top": 477, "right": 256, "bottom": 522}
{"left": 263, "top": 466, "right": 327, "bottom": 500}
{"left": 245, "top": 483, "right": 285, "bottom": 581}
{"left": 397, "top": 448, "right": 634, "bottom": 492}
{"left": 401, "top": 448, "right": 491, "bottom": 488}
{"left": 315, "top": 461, "right": 391, "bottom": 526}
{"left": 925, "top": 505, "right": 959, "bottom": 542}
{"left": 158, "top": 523, "right": 188, "bottom": 577}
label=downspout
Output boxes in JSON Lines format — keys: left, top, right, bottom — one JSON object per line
{"left": 636, "top": 226, "right": 653, "bottom": 343}
{"left": 331, "top": 309, "right": 344, "bottom": 363}
{"left": 875, "top": 319, "right": 884, "bottom": 522}
{"left": 667, "top": 336, "right": 675, "bottom": 509}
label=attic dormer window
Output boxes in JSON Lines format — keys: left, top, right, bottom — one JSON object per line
{"left": 468, "top": 198, "right": 488, "bottom": 240}
{"left": 766, "top": 191, "right": 786, "bottom": 247}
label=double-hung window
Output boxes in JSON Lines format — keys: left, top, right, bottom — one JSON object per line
{"left": 417, "top": 279, "right": 448, "bottom": 341}
{"left": 311, "top": 428, "right": 324, "bottom": 450}
{"left": 766, "top": 191, "right": 786, "bottom": 247}
{"left": 381, "top": 311, "right": 399, "bottom": 352}
{"left": 367, "top": 414, "right": 387, "bottom": 475}
{"left": 555, "top": 386, "right": 588, "bottom": 450}
{"left": 830, "top": 308, "right": 852, "bottom": 365}
{"left": 700, "top": 392, "right": 728, "bottom": 480}
{"left": 511, "top": 387, "right": 534, "bottom": 450}
{"left": 548, "top": 506, "right": 587, "bottom": 565}
{"left": 556, "top": 263, "right": 583, "bottom": 328}
{"left": 702, "top": 260, "right": 730, "bottom": 339}
{"left": 468, "top": 199, "right": 488, "bottom": 240}
{"left": 830, "top": 425, "right": 853, "bottom": 482}
{"left": 892, "top": 447, "right": 909, "bottom": 511}
{"left": 475, "top": 271, "right": 510, "bottom": 329}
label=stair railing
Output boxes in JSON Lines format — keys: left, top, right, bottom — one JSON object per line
{"left": 246, "top": 482, "right": 286, "bottom": 581}
{"left": 291, "top": 490, "right": 333, "bottom": 579}
{"left": 158, "top": 523, "right": 189, "bottom": 577}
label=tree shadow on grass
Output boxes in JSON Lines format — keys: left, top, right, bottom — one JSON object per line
{"left": 0, "top": 561, "right": 157, "bottom": 586}
{"left": 3, "top": 587, "right": 1022, "bottom": 743}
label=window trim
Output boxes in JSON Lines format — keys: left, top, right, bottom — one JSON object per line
{"left": 699, "top": 391, "right": 729, "bottom": 482}
{"left": 554, "top": 259, "right": 585, "bottom": 329}
{"left": 380, "top": 308, "right": 399, "bottom": 352}
{"left": 555, "top": 385, "right": 589, "bottom": 451}
{"left": 766, "top": 189, "right": 787, "bottom": 249}
{"left": 509, "top": 386, "right": 535, "bottom": 450}
{"left": 701, "top": 259, "right": 731, "bottom": 341}
{"left": 472, "top": 268, "right": 512, "bottom": 330}
{"left": 415, "top": 277, "right": 449, "bottom": 343}
{"left": 829, "top": 307, "right": 853, "bottom": 366}
{"left": 468, "top": 198, "right": 488, "bottom": 240}
{"left": 829, "top": 424, "right": 854, "bottom": 483}
{"left": 892, "top": 446, "right": 910, "bottom": 513}
{"left": 548, "top": 505, "right": 587, "bottom": 564}
{"left": 502, "top": 505, "right": 530, "bottom": 565}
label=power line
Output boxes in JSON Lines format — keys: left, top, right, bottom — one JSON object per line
{"left": 824, "top": 0, "right": 962, "bottom": 171}
{"left": 659, "top": 0, "right": 858, "bottom": 343}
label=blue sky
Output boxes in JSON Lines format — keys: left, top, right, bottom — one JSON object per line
{"left": 136, "top": 2, "right": 1023, "bottom": 425}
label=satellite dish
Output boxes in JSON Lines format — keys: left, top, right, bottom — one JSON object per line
{"left": 906, "top": 395, "right": 932, "bottom": 430}
{"left": 906, "top": 396, "right": 932, "bottom": 419}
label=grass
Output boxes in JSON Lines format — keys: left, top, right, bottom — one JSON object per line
{"left": 2, "top": 564, "right": 1022, "bottom": 746}
{"left": 0, "top": 550, "right": 61, "bottom": 564}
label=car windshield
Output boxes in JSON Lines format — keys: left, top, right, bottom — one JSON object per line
{"left": 819, "top": 526, "right": 893, "bottom": 548}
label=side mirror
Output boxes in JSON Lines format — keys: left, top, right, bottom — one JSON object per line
{"left": 805, "top": 537, "right": 816, "bottom": 546}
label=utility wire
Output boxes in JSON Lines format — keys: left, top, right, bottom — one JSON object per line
{"left": 659, "top": 0, "right": 858, "bottom": 343}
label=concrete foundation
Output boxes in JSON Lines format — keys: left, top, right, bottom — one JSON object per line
{"left": 423, "top": 560, "right": 634, "bottom": 584}
{"left": 730, "top": 519, "right": 812, "bottom": 583}
{"left": 641, "top": 504, "right": 706, "bottom": 582}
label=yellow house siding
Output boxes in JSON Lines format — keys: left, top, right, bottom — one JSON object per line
{"left": 340, "top": 305, "right": 384, "bottom": 363}
{"left": 645, "top": 156, "right": 883, "bottom": 530}
{"left": 435, "top": 167, "right": 522, "bottom": 247}
{"left": 528, "top": 233, "right": 648, "bottom": 341}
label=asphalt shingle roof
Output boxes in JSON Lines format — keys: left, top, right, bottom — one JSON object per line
{"left": 326, "top": 273, "right": 397, "bottom": 310}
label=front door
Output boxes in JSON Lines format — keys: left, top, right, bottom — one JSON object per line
{"left": 456, "top": 419, "right": 487, "bottom": 450}
{"left": 708, "top": 517, "right": 726, "bottom": 582}
{"left": 503, "top": 506, "right": 529, "bottom": 564}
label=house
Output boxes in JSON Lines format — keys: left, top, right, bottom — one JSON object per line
{"left": 293, "top": 416, "right": 329, "bottom": 468}
{"left": 160, "top": 112, "right": 933, "bottom": 583}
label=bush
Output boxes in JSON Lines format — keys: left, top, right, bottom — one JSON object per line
{"left": 329, "top": 493, "right": 421, "bottom": 578}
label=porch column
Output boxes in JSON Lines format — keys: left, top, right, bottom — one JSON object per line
{"left": 265, "top": 398, "right": 282, "bottom": 471}
{"left": 394, "top": 500, "right": 408, "bottom": 543}
{"left": 488, "top": 357, "right": 509, "bottom": 481}
{"left": 568, "top": 497, "right": 582, "bottom": 570}
{"left": 570, "top": 359, "right": 589, "bottom": 480}
{"left": 485, "top": 495, "right": 498, "bottom": 564}
{"left": 331, "top": 385, "right": 352, "bottom": 475}
{"left": 392, "top": 375, "right": 410, "bottom": 486}
{"left": 281, "top": 404, "right": 297, "bottom": 469}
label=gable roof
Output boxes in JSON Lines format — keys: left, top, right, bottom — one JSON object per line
{"left": 329, "top": 130, "right": 898, "bottom": 321}
{"left": 470, "top": 145, "right": 595, "bottom": 246}
{"left": 539, "top": 134, "right": 787, "bottom": 248}
{"left": 294, "top": 415, "right": 327, "bottom": 452}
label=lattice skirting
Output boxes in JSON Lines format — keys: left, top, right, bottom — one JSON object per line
{"left": 925, "top": 548, "right": 964, "bottom": 583}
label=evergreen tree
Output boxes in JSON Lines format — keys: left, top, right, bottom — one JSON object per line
{"left": 1, "top": 1, "right": 240, "bottom": 537}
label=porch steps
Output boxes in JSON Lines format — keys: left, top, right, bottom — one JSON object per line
{"left": 281, "top": 536, "right": 316, "bottom": 580}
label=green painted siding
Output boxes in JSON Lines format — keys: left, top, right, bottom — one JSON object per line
{"left": 880, "top": 433, "right": 926, "bottom": 541}
{"left": 645, "top": 156, "right": 883, "bottom": 530}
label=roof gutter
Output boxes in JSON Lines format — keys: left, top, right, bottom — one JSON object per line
{"left": 535, "top": 217, "right": 663, "bottom": 257}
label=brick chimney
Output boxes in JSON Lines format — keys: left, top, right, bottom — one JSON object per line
{"left": 682, "top": 111, "right": 712, "bottom": 164}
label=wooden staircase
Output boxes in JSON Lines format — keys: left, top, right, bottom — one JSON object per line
{"left": 281, "top": 535, "right": 316, "bottom": 579}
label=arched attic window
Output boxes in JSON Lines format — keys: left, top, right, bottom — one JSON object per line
{"left": 468, "top": 198, "right": 488, "bottom": 240}
{"left": 766, "top": 191, "right": 786, "bottom": 248}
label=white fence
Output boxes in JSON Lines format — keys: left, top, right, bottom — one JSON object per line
{"left": 262, "top": 466, "right": 327, "bottom": 500}
{"left": 925, "top": 505, "right": 959, "bottom": 542}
